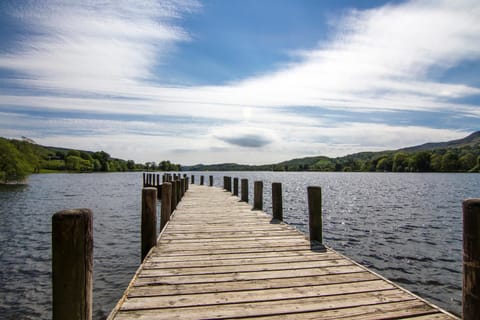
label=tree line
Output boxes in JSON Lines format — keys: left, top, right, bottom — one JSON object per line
{"left": 273, "top": 147, "right": 480, "bottom": 173}
{"left": 0, "top": 137, "right": 181, "bottom": 184}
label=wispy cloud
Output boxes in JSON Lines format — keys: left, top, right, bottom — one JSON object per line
{"left": 0, "top": 0, "right": 478, "bottom": 163}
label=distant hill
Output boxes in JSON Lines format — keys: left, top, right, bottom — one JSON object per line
{"left": 401, "top": 131, "right": 480, "bottom": 152}
{"left": 183, "top": 131, "right": 480, "bottom": 173}
{"left": 0, "top": 137, "right": 180, "bottom": 183}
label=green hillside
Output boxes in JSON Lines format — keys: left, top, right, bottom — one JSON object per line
{"left": 183, "top": 131, "right": 480, "bottom": 173}
{"left": 0, "top": 137, "right": 180, "bottom": 184}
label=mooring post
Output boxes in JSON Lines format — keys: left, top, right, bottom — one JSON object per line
{"left": 171, "top": 180, "right": 177, "bottom": 211}
{"left": 233, "top": 178, "right": 239, "bottom": 196}
{"left": 52, "top": 209, "right": 93, "bottom": 320}
{"left": 241, "top": 178, "right": 249, "bottom": 202}
{"left": 227, "top": 177, "right": 232, "bottom": 192}
{"left": 141, "top": 187, "right": 157, "bottom": 261}
{"left": 223, "top": 176, "right": 227, "bottom": 190}
{"left": 253, "top": 181, "right": 263, "bottom": 210}
{"left": 191, "top": 175, "right": 195, "bottom": 184}
{"left": 176, "top": 178, "right": 181, "bottom": 204}
{"left": 200, "top": 175, "right": 204, "bottom": 185}
{"left": 143, "top": 172, "right": 146, "bottom": 187}
{"left": 180, "top": 178, "right": 185, "bottom": 198}
{"left": 209, "top": 175, "right": 213, "bottom": 187}
{"left": 463, "top": 198, "right": 480, "bottom": 320}
{"left": 161, "top": 183, "right": 172, "bottom": 230}
{"left": 307, "top": 186, "right": 322, "bottom": 243}
{"left": 272, "top": 182, "right": 283, "bottom": 221}
{"left": 185, "top": 177, "right": 189, "bottom": 191}
{"left": 156, "top": 184, "right": 162, "bottom": 200}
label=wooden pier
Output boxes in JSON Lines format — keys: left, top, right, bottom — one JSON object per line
{"left": 107, "top": 182, "right": 458, "bottom": 320}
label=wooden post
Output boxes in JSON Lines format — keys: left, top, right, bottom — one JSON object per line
{"left": 200, "top": 175, "right": 204, "bottom": 185}
{"left": 162, "top": 174, "right": 166, "bottom": 183}
{"left": 209, "top": 175, "right": 213, "bottom": 187}
{"left": 226, "top": 177, "right": 232, "bottom": 192}
{"left": 191, "top": 175, "right": 195, "bottom": 184}
{"left": 156, "top": 184, "right": 162, "bottom": 200}
{"left": 52, "top": 209, "right": 93, "bottom": 320}
{"left": 253, "top": 181, "right": 263, "bottom": 210}
{"left": 176, "top": 179, "right": 181, "bottom": 204}
{"left": 272, "top": 182, "right": 283, "bottom": 221}
{"left": 463, "top": 199, "right": 480, "bottom": 319}
{"left": 223, "top": 176, "right": 227, "bottom": 190}
{"left": 161, "top": 183, "right": 172, "bottom": 230}
{"left": 307, "top": 186, "right": 322, "bottom": 243}
{"left": 185, "top": 177, "right": 189, "bottom": 191}
{"left": 180, "top": 178, "right": 185, "bottom": 198}
{"left": 141, "top": 187, "right": 157, "bottom": 261}
{"left": 233, "top": 178, "right": 239, "bottom": 196}
{"left": 143, "top": 172, "right": 146, "bottom": 187}
{"left": 171, "top": 180, "right": 177, "bottom": 211}
{"left": 241, "top": 178, "right": 248, "bottom": 202}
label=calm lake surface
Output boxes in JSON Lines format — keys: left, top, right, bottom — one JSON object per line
{"left": 0, "top": 171, "right": 478, "bottom": 318}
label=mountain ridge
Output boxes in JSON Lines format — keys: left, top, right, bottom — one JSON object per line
{"left": 183, "top": 131, "right": 480, "bottom": 172}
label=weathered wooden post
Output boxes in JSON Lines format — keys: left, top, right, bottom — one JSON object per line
{"left": 307, "top": 186, "right": 322, "bottom": 243}
{"left": 233, "top": 178, "right": 239, "bottom": 196}
{"left": 191, "top": 175, "right": 195, "bottom": 184}
{"left": 223, "top": 176, "right": 227, "bottom": 190}
{"left": 171, "top": 180, "right": 177, "bottom": 211}
{"left": 463, "top": 199, "right": 480, "bottom": 319}
{"left": 200, "top": 175, "right": 204, "bottom": 185}
{"left": 272, "top": 182, "right": 283, "bottom": 221}
{"left": 162, "top": 174, "right": 166, "bottom": 183}
{"left": 209, "top": 175, "right": 213, "bottom": 186}
{"left": 185, "top": 177, "right": 189, "bottom": 191}
{"left": 143, "top": 172, "right": 146, "bottom": 187}
{"left": 253, "top": 181, "right": 263, "bottom": 210}
{"left": 141, "top": 187, "right": 157, "bottom": 261}
{"left": 52, "top": 209, "right": 93, "bottom": 320}
{"left": 241, "top": 178, "right": 248, "bottom": 202}
{"left": 180, "top": 178, "right": 185, "bottom": 198}
{"left": 176, "top": 179, "right": 181, "bottom": 204}
{"left": 226, "top": 177, "right": 232, "bottom": 192}
{"left": 161, "top": 183, "right": 172, "bottom": 230}
{"left": 156, "top": 184, "right": 162, "bottom": 200}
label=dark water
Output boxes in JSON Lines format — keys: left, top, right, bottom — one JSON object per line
{"left": 0, "top": 172, "right": 477, "bottom": 318}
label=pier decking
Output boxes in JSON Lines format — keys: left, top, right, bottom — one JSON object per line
{"left": 108, "top": 184, "right": 457, "bottom": 320}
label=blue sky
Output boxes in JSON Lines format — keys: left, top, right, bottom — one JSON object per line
{"left": 0, "top": 0, "right": 479, "bottom": 165}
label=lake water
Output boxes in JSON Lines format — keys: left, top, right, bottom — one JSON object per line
{"left": 0, "top": 172, "right": 478, "bottom": 318}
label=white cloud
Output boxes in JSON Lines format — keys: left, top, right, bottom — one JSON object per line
{"left": 0, "top": 0, "right": 479, "bottom": 164}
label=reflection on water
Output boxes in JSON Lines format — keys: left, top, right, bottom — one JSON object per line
{"left": 0, "top": 172, "right": 477, "bottom": 318}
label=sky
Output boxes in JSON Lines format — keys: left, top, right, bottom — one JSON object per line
{"left": 0, "top": 0, "right": 479, "bottom": 165}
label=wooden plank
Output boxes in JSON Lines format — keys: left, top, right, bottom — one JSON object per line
{"left": 134, "top": 265, "right": 365, "bottom": 285}
{"left": 121, "top": 280, "right": 395, "bottom": 310}
{"left": 113, "top": 290, "right": 416, "bottom": 320}
{"left": 129, "top": 272, "right": 379, "bottom": 296}
{"left": 140, "top": 259, "right": 354, "bottom": 277}
{"left": 226, "top": 300, "right": 439, "bottom": 320}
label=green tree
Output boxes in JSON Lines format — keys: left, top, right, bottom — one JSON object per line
{"left": 127, "top": 160, "right": 135, "bottom": 170}
{"left": 430, "top": 153, "right": 442, "bottom": 172}
{"left": 392, "top": 152, "right": 410, "bottom": 172}
{"left": 411, "top": 152, "right": 431, "bottom": 172}
{"left": 376, "top": 157, "right": 392, "bottom": 172}
{"left": 0, "top": 139, "right": 32, "bottom": 183}
{"left": 441, "top": 151, "right": 459, "bottom": 172}
{"left": 459, "top": 152, "right": 476, "bottom": 171}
